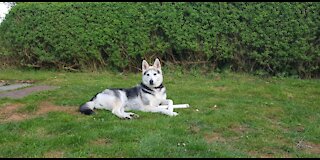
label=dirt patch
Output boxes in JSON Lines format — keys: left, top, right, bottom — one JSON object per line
{"left": 6, "top": 113, "right": 30, "bottom": 122}
{"left": 296, "top": 140, "right": 320, "bottom": 155}
{"left": 229, "top": 124, "right": 249, "bottom": 134}
{"left": 211, "top": 86, "right": 227, "bottom": 92}
{"left": 90, "top": 138, "right": 110, "bottom": 146}
{"left": 0, "top": 102, "right": 78, "bottom": 123}
{"left": 306, "top": 142, "right": 320, "bottom": 155}
{"left": 0, "top": 103, "right": 27, "bottom": 121}
{"left": 247, "top": 151, "right": 273, "bottom": 158}
{"left": 43, "top": 150, "right": 64, "bottom": 158}
{"left": 0, "top": 80, "right": 36, "bottom": 88}
{"left": 204, "top": 132, "right": 225, "bottom": 143}
{"left": 36, "top": 101, "right": 77, "bottom": 115}
{"left": 0, "top": 103, "right": 24, "bottom": 113}
{"left": 188, "top": 124, "right": 201, "bottom": 134}
{"left": 0, "top": 85, "right": 58, "bottom": 99}
{"left": 248, "top": 150, "right": 292, "bottom": 158}
{"left": 0, "top": 80, "right": 37, "bottom": 84}
{"left": 247, "top": 139, "right": 320, "bottom": 157}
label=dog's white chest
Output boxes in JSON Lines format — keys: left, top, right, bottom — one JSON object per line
{"left": 147, "top": 88, "right": 166, "bottom": 106}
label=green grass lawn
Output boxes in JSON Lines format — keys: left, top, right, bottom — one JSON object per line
{"left": 0, "top": 68, "right": 319, "bottom": 158}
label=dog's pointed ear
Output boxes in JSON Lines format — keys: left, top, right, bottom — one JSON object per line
{"left": 142, "top": 60, "right": 150, "bottom": 73}
{"left": 153, "top": 58, "right": 161, "bottom": 70}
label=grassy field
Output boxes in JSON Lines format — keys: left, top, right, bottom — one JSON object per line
{"left": 0, "top": 68, "right": 319, "bottom": 158}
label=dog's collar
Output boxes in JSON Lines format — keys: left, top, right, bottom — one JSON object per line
{"left": 141, "top": 82, "right": 164, "bottom": 90}
{"left": 154, "top": 83, "right": 164, "bottom": 89}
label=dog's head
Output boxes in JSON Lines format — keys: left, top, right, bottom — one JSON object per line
{"left": 142, "top": 58, "right": 163, "bottom": 88}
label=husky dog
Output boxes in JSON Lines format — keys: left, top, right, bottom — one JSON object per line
{"left": 79, "top": 58, "right": 189, "bottom": 119}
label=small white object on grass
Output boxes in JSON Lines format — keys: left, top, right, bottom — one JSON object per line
{"left": 158, "top": 104, "right": 190, "bottom": 113}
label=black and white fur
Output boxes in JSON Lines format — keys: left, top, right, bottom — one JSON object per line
{"left": 79, "top": 58, "right": 189, "bottom": 119}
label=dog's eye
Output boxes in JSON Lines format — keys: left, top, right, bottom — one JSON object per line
{"left": 157, "top": 70, "right": 160, "bottom": 74}
{"left": 147, "top": 73, "right": 150, "bottom": 76}
{"left": 154, "top": 73, "right": 157, "bottom": 76}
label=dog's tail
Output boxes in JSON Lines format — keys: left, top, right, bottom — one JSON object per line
{"left": 79, "top": 101, "right": 95, "bottom": 115}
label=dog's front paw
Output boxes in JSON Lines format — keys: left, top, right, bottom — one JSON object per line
{"left": 172, "top": 112, "right": 178, "bottom": 116}
{"left": 121, "top": 115, "right": 133, "bottom": 120}
{"left": 120, "top": 112, "right": 139, "bottom": 120}
{"left": 130, "top": 112, "right": 140, "bottom": 118}
{"left": 168, "top": 111, "right": 178, "bottom": 116}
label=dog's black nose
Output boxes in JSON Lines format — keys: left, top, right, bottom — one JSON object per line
{"left": 149, "top": 80, "right": 154, "bottom": 85}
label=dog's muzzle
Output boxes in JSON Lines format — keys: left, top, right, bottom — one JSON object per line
{"left": 149, "top": 80, "right": 154, "bottom": 85}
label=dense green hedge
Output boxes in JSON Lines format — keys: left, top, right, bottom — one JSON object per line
{"left": 0, "top": 2, "right": 319, "bottom": 77}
